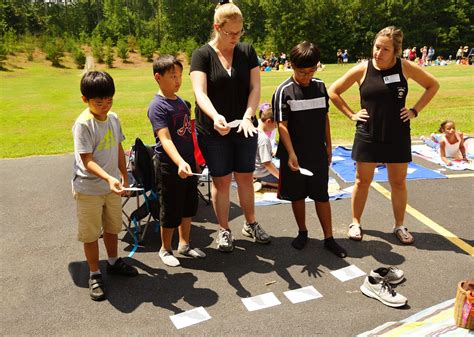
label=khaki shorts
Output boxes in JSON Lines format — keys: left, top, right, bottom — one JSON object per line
{"left": 74, "top": 191, "right": 122, "bottom": 243}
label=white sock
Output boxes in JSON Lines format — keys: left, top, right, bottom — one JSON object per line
{"left": 159, "top": 249, "right": 180, "bottom": 267}
{"left": 90, "top": 270, "right": 101, "bottom": 277}
{"left": 108, "top": 257, "right": 118, "bottom": 265}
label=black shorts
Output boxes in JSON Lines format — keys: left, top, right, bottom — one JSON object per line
{"left": 278, "top": 162, "right": 329, "bottom": 202}
{"left": 156, "top": 161, "right": 198, "bottom": 228}
{"left": 197, "top": 131, "right": 258, "bottom": 177}
{"left": 352, "top": 135, "right": 412, "bottom": 163}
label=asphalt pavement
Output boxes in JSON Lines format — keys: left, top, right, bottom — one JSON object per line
{"left": 1, "top": 152, "right": 472, "bottom": 336}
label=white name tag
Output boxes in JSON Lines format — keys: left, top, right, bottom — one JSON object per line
{"left": 288, "top": 97, "right": 326, "bottom": 111}
{"left": 383, "top": 74, "right": 401, "bottom": 84}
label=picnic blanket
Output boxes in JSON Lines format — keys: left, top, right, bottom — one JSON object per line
{"left": 331, "top": 146, "right": 447, "bottom": 183}
{"left": 232, "top": 177, "right": 351, "bottom": 207}
{"left": 412, "top": 144, "right": 474, "bottom": 171}
{"left": 358, "top": 298, "right": 473, "bottom": 336}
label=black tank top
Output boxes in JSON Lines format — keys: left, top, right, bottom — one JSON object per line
{"left": 357, "top": 58, "right": 409, "bottom": 142}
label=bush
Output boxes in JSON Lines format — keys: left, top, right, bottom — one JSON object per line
{"left": 117, "top": 38, "right": 129, "bottom": 62}
{"left": 73, "top": 47, "right": 86, "bottom": 69}
{"left": 159, "top": 39, "right": 180, "bottom": 57}
{"left": 44, "top": 38, "right": 64, "bottom": 67}
{"left": 181, "top": 37, "right": 200, "bottom": 61}
{"left": 127, "top": 35, "right": 137, "bottom": 53}
{"left": 91, "top": 36, "right": 104, "bottom": 64}
{"left": 3, "top": 28, "right": 17, "bottom": 54}
{"left": 139, "top": 37, "right": 155, "bottom": 62}
{"left": 105, "top": 45, "right": 114, "bottom": 68}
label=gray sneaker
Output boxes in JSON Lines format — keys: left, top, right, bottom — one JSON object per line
{"left": 242, "top": 222, "right": 271, "bottom": 244}
{"left": 216, "top": 229, "right": 234, "bottom": 252}
{"left": 360, "top": 276, "right": 407, "bottom": 308}
{"left": 370, "top": 267, "right": 405, "bottom": 285}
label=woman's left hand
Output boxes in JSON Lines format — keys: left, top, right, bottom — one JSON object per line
{"left": 237, "top": 118, "right": 257, "bottom": 138}
{"left": 400, "top": 107, "right": 416, "bottom": 122}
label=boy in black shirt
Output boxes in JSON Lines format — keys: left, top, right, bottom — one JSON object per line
{"left": 273, "top": 41, "right": 347, "bottom": 258}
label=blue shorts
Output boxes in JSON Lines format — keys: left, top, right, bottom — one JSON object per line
{"left": 256, "top": 174, "right": 279, "bottom": 184}
{"left": 197, "top": 132, "right": 258, "bottom": 177}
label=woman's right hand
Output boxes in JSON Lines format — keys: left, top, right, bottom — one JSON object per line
{"left": 288, "top": 153, "right": 299, "bottom": 171}
{"left": 213, "top": 113, "right": 231, "bottom": 136}
{"left": 350, "top": 109, "right": 370, "bottom": 122}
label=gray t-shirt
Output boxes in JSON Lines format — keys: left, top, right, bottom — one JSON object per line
{"left": 72, "top": 108, "right": 125, "bottom": 195}
{"left": 254, "top": 130, "right": 273, "bottom": 178}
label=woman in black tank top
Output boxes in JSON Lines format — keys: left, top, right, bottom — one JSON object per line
{"left": 328, "top": 26, "right": 439, "bottom": 245}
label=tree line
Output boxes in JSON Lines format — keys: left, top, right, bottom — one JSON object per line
{"left": 1, "top": 0, "right": 472, "bottom": 65}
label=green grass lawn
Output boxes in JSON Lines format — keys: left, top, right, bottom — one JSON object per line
{"left": 1, "top": 59, "right": 473, "bottom": 158}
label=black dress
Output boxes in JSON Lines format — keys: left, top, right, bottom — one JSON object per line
{"left": 352, "top": 58, "right": 412, "bottom": 163}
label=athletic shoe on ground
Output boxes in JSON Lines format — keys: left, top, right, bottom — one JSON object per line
{"left": 106, "top": 257, "right": 139, "bottom": 277}
{"left": 348, "top": 223, "right": 363, "bottom": 241}
{"left": 178, "top": 244, "right": 206, "bottom": 258}
{"left": 360, "top": 276, "right": 407, "bottom": 308}
{"left": 370, "top": 267, "right": 405, "bottom": 285}
{"left": 393, "top": 225, "right": 414, "bottom": 244}
{"left": 216, "top": 229, "right": 234, "bottom": 252}
{"left": 89, "top": 274, "right": 105, "bottom": 301}
{"left": 242, "top": 222, "right": 271, "bottom": 244}
{"left": 159, "top": 250, "right": 180, "bottom": 267}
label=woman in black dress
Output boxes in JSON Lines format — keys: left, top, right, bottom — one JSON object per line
{"left": 328, "top": 26, "right": 439, "bottom": 244}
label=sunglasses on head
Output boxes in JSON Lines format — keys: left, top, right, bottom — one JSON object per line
{"left": 219, "top": 0, "right": 230, "bottom": 4}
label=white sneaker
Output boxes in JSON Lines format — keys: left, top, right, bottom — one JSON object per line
{"left": 360, "top": 276, "right": 407, "bottom": 307}
{"left": 178, "top": 244, "right": 206, "bottom": 258}
{"left": 159, "top": 250, "right": 180, "bottom": 267}
{"left": 370, "top": 267, "right": 405, "bottom": 285}
{"left": 216, "top": 229, "right": 234, "bottom": 252}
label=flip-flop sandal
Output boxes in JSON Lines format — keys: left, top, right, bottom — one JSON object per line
{"left": 348, "top": 223, "right": 363, "bottom": 241}
{"left": 393, "top": 226, "right": 414, "bottom": 245}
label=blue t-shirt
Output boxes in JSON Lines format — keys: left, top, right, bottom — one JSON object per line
{"left": 147, "top": 94, "right": 194, "bottom": 164}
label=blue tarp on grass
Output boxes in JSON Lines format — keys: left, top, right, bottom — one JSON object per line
{"left": 330, "top": 146, "right": 447, "bottom": 183}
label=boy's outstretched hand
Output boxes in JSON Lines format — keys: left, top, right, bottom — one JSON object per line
{"left": 288, "top": 153, "right": 299, "bottom": 171}
{"left": 178, "top": 160, "right": 193, "bottom": 179}
{"left": 108, "top": 176, "right": 126, "bottom": 195}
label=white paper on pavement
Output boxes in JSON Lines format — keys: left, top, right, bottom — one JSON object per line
{"left": 169, "top": 307, "right": 211, "bottom": 329}
{"left": 283, "top": 286, "right": 323, "bottom": 304}
{"left": 330, "top": 265, "right": 366, "bottom": 282}
{"left": 241, "top": 292, "right": 281, "bottom": 311}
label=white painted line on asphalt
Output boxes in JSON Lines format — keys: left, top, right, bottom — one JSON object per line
{"left": 446, "top": 173, "right": 474, "bottom": 178}
{"left": 241, "top": 292, "right": 281, "bottom": 311}
{"left": 169, "top": 307, "right": 211, "bottom": 329}
{"left": 371, "top": 182, "right": 474, "bottom": 256}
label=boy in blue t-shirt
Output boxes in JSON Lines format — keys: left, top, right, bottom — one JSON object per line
{"left": 147, "top": 55, "right": 206, "bottom": 267}
{"left": 272, "top": 41, "right": 347, "bottom": 258}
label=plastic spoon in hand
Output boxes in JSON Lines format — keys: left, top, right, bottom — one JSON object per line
{"left": 227, "top": 119, "right": 242, "bottom": 128}
{"left": 299, "top": 167, "right": 314, "bottom": 176}
{"left": 123, "top": 187, "right": 144, "bottom": 191}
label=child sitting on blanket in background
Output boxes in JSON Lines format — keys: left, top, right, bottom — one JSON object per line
{"left": 254, "top": 104, "right": 279, "bottom": 189}
{"left": 437, "top": 120, "right": 468, "bottom": 166}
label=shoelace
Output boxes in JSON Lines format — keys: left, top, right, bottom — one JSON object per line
{"left": 380, "top": 280, "right": 397, "bottom": 297}
{"left": 252, "top": 223, "right": 267, "bottom": 238}
{"left": 221, "top": 230, "right": 232, "bottom": 244}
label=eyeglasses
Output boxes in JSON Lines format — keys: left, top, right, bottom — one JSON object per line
{"left": 220, "top": 28, "right": 245, "bottom": 38}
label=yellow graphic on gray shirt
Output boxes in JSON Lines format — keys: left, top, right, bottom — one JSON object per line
{"left": 97, "top": 128, "right": 116, "bottom": 151}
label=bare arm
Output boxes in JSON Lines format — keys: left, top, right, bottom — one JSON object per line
{"left": 156, "top": 128, "right": 192, "bottom": 179}
{"left": 325, "top": 114, "right": 332, "bottom": 165}
{"left": 328, "top": 62, "right": 369, "bottom": 122}
{"left": 278, "top": 120, "right": 299, "bottom": 171}
{"left": 80, "top": 152, "right": 124, "bottom": 194}
{"left": 439, "top": 140, "right": 451, "bottom": 165}
{"left": 238, "top": 66, "right": 260, "bottom": 137}
{"left": 190, "top": 70, "right": 230, "bottom": 136}
{"left": 400, "top": 59, "right": 440, "bottom": 121}
{"left": 263, "top": 161, "right": 279, "bottom": 178}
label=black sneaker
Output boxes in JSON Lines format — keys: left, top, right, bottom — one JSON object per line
{"left": 89, "top": 274, "right": 105, "bottom": 301}
{"left": 106, "top": 258, "right": 139, "bottom": 277}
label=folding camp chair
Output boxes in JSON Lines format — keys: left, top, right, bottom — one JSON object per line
{"left": 122, "top": 138, "right": 160, "bottom": 250}
{"left": 191, "top": 119, "right": 211, "bottom": 205}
